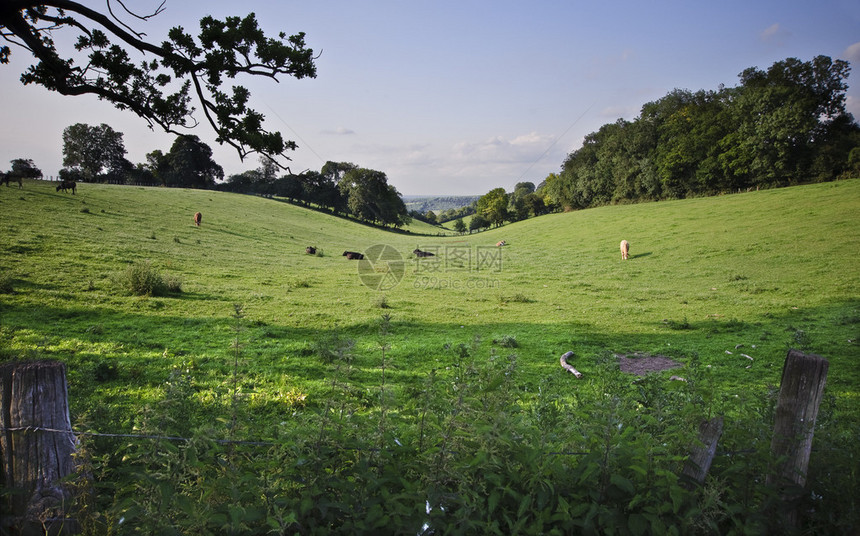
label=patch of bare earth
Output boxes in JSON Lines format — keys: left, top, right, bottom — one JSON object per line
{"left": 616, "top": 353, "right": 683, "bottom": 376}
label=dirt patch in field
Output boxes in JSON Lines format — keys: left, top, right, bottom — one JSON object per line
{"left": 616, "top": 353, "right": 683, "bottom": 376}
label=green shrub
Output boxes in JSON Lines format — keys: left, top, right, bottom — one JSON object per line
{"left": 115, "top": 260, "right": 181, "bottom": 296}
{"left": 0, "top": 273, "right": 15, "bottom": 294}
{"left": 493, "top": 334, "right": 518, "bottom": 348}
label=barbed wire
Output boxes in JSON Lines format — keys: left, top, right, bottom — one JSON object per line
{"left": 0, "top": 425, "right": 765, "bottom": 457}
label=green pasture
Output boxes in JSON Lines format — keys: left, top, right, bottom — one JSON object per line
{"left": 1, "top": 179, "right": 858, "bottom": 435}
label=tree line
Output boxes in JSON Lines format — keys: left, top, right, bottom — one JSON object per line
{"left": 468, "top": 55, "right": 859, "bottom": 227}
{"left": 6, "top": 122, "right": 410, "bottom": 228}
{"left": 218, "top": 160, "right": 410, "bottom": 228}
{"left": 540, "top": 56, "right": 859, "bottom": 210}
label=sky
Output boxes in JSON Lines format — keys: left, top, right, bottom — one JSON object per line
{"left": 2, "top": 1, "right": 859, "bottom": 195}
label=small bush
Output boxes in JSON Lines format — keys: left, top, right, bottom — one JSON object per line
{"left": 0, "top": 274, "right": 15, "bottom": 294}
{"left": 94, "top": 361, "right": 118, "bottom": 382}
{"left": 313, "top": 332, "right": 354, "bottom": 363}
{"left": 500, "top": 293, "right": 534, "bottom": 304}
{"left": 665, "top": 317, "right": 692, "bottom": 330}
{"left": 162, "top": 273, "right": 183, "bottom": 293}
{"left": 116, "top": 261, "right": 180, "bottom": 296}
{"left": 375, "top": 294, "right": 391, "bottom": 309}
{"left": 493, "top": 334, "right": 518, "bottom": 348}
{"left": 790, "top": 328, "right": 812, "bottom": 351}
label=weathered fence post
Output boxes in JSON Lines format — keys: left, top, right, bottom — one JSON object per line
{"left": 0, "top": 361, "right": 78, "bottom": 535}
{"left": 767, "top": 349, "right": 829, "bottom": 528}
{"left": 681, "top": 415, "right": 724, "bottom": 490}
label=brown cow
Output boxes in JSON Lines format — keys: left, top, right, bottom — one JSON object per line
{"left": 194, "top": 212, "right": 202, "bottom": 226}
{"left": 620, "top": 240, "right": 630, "bottom": 260}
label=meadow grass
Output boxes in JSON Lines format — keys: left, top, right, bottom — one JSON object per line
{"left": 0, "top": 179, "right": 858, "bottom": 438}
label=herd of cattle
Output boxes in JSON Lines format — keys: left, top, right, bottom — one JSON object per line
{"left": 316, "top": 242, "right": 633, "bottom": 261}
{"left": 6, "top": 184, "right": 635, "bottom": 261}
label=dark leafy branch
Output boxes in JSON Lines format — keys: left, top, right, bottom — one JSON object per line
{"left": 0, "top": 0, "right": 317, "bottom": 165}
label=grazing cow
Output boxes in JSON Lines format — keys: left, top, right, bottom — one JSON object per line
{"left": 413, "top": 249, "right": 435, "bottom": 258}
{"left": 496, "top": 240, "right": 506, "bottom": 247}
{"left": 2, "top": 173, "right": 22, "bottom": 188}
{"left": 620, "top": 240, "right": 630, "bottom": 260}
{"left": 56, "top": 180, "right": 76, "bottom": 194}
{"left": 194, "top": 212, "right": 202, "bottom": 226}
{"left": 343, "top": 251, "right": 364, "bottom": 260}
{"left": 306, "top": 246, "right": 317, "bottom": 255}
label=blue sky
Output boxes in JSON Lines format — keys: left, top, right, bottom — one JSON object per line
{"left": 2, "top": 0, "right": 859, "bottom": 195}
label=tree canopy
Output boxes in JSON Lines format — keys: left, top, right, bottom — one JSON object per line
{"left": 338, "top": 167, "right": 410, "bottom": 227}
{"left": 545, "top": 56, "right": 859, "bottom": 210}
{"left": 62, "top": 122, "right": 127, "bottom": 181}
{"left": 9, "top": 158, "right": 42, "bottom": 179}
{"left": 1, "top": 1, "right": 317, "bottom": 166}
{"left": 165, "top": 135, "right": 223, "bottom": 188}
{"left": 476, "top": 187, "right": 509, "bottom": 227}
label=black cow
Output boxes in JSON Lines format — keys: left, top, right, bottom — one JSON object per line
{"left": 306, "top": 246, "right": 317, "bottom": 255}
{"left": 2, "top": 173, "right": 22, "bottom": 188}
{"left": 56, "top": 180, "right": 76, "bottom": 194}
{"left": 413, "top": 249, "right": 435, "bottom": 258}
{"left": 343, "top": 251, "right": 364, "bottom": 260}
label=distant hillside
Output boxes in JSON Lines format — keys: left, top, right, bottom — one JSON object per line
{"left": 402, "top": 195, "right": 479, "bottom": 213}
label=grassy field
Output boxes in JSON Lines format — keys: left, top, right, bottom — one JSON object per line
{"left": 1, "top": 179, "right": 858, "bottom": 436}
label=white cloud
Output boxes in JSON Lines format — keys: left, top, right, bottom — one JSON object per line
{"left": 321, "top": 126, "right": 355, "bottom": 135}
{"left": 844, "top": 42, "right": 860, "bottom": 64}
{"left": 760, "top": 23, "right": 790, "bottom": 44}
{"left": 760, "top": 23, "right": 780, "bottom": 40}
{"left": 451, "top": 132, "right": 556, "bottom": 164}
{"left": 845, "top": 95, "right": 860, "bottom": 121}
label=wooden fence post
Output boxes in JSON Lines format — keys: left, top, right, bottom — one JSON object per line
{"left": 681, "top": 416, "right": 724, "bottom": 490}
{"left": 0, "top": 361, "right": 78, "bottom": 535}
{"left": 767, "top": 349, "right": 829, "bottom": 527}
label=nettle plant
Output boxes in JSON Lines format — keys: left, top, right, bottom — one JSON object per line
{"left": 69, "top": 315, "right": 854, "bottom": 535}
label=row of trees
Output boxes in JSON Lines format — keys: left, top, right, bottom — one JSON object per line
{"left": 20, "top": 121, "right": 409, "bottom": 228}
{"left": 2, "top": 158, "right": 43, "bottom": 181}
{"left": 471, "top": 181, "right": 551, "bottom": 229}
{"left": 219, "top": 160, "right": 411, "bottom": 227}
{"left": 540, "top": 56, "right": 859, "bottom": 210}
{"left": 59, "top": 123, "right": 224, "bottom": 188}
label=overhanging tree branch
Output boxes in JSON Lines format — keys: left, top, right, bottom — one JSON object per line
{"left": 0, "top": 0, "right": 317, "bottom": 167}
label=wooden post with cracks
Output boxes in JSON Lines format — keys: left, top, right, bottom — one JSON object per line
{"left": 681, "top": 416, "right": 724, "bottom": 490}
{"left": 0, "top": 361, "right": 78, "bottom": 535}
{"left": 767, "top": 349, "right": 829, "bottom": 529}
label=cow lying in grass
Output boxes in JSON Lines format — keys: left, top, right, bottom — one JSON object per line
{"left": 413, "top": 249, "right": 434, "bottom": 257}
{"left": 343, "top": 251, "right": 364, "bottom": 260}
{"left": 620, "top": 240, "right": 629, "bottom": 260}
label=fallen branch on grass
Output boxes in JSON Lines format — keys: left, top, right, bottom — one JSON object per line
{"left": 560, "top": 351, "right": 583, "bottom": 378}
